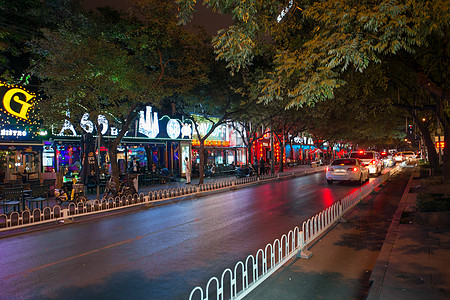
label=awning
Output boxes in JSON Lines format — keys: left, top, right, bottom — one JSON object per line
{"left": 0, "top": 142, "right": 44, "bottom": 151}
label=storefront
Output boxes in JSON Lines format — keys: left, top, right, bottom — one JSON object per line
{"left": 191, "top": 121, "right": 246, "bottom": 176}
{"left": 0, "top": 81, "right": 46, "bottom": 183}
{"left": 49, "top": 106, "right": 193, "bottom": 180}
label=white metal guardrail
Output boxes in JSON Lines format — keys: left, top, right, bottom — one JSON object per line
{"left": 0, "top": 166, "right": 325, "bottom": 232}
{"left": 189, "top": 165, "right": 401, "bottom": 300}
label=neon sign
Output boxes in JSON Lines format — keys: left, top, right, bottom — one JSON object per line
{"left": 80, "top": 113, "right": 109, "bottom": 135}
{"left": 58, "top": 111, "right": 118, "bottom": 136}
{"left": 167, "top": 119, "right": 180, "bottom": 139}
{"left": 0, "top": 81, "right": 36, "bottom": 122}
{"left": 436, "top": 141, "right": 445, "bottom": 149}
{"left": 1, "top": 128, "right": 27, "bottom": 137}
{"left": 138, "top": 106, "right": 159, "bottom": 138}
{"left": 56, "top": 106, "right": 191, "bottom": 140}
{"left": 181, "top": 123, "right": 192, "bottom": 138}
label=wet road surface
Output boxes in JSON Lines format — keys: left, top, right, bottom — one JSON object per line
{"left": 0, "top": 173, "right": 364, "bottom": 299}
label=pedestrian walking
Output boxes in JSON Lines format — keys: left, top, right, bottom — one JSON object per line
{"left": 260, "top": 157, "right": 265, "bottom": 175}
{"left": 254, "top": 157, "right": 259, "bottom": 175}
{"left": 185, "top": 157, "right": 191, "bottom": 184}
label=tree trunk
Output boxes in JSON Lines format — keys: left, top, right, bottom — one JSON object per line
{"left": 436, "top": 98, "right": 450, "bottom": 180}
{"left": 106, "top": 102, "right": 140, "bottom": 190}
{"left": 198, "top": 140, "right": 205, "bottom": 185}
{"left": 108, "top": 139, "right": 120, "bottom": 190}
{"left": 412, "top": 113, "right": 439, "bottom": 170}
{"left": 443, "top": 132, "right": 450, "bottom": 181}
{"left": 247, "top": 143, "right": 252, "bottom": 165}
{"left": 270, "top": 129, "right": 275, "bottom": 174}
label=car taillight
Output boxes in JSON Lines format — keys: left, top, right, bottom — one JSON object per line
{"left": 348, "top": 167, "right": 359, "bottom": 172}
{"left": 327, "top": 167, "right": 334, "bottom": 171}
{"left": 369, "top": 160, "right": 376, "bottom": 165}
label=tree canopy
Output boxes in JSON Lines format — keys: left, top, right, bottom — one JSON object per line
{"left": 178, "top": 0, "right": 450, "bottom": 177}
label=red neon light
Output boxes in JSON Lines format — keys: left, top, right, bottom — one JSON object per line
{"left": 436, "top": 141, "right": 445, "bottom": 148}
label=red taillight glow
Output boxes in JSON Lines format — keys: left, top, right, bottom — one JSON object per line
{"left": 369, "top": 160, "right": 376, "bottom": 165}
{"left": 348, "top": 167, "right": 359, "bottom": 172}
{"left": 327, "top": 167, "right": 334, "bottom": 172}
{"left": 358, "top": 150, "right": 364, "bottom": 154}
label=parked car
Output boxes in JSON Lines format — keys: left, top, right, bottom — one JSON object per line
{"left": 380, "top": 151, "right": 395, "bottom": 167}
{"left": 326, "top": 158, "right": 369, "bottom": 185}
{"left": 235, "top": 165, "right": 256, "bottom": 178}
{"left": 310, "top": 159, "right": 324, "bottom": 167}
{"left": 349, "top": 150, "right": 383, "bottom": 176}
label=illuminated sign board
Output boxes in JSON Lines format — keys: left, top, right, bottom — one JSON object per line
{"left": 192, "top": 140, "right": 230, "bottom": 147}
{"left": 436, "top": 141, "right": 445, "bottom": 149}
{"left": 56, "top": 106, "right": 192, "bottom": 140}
{"left": 0, "top": 81, "right": 36, "bottom": 122}
{"left": 0, "top": 128, "right": 27, "bottom": 137}
{"left": 167, "top": 119, "right": 180, "bottom": 139}
{"left": 138, "top": 106, "right": 159, "bottom": 138}
{"left": 181, "top": 123, "right": 192, "bottom": 138}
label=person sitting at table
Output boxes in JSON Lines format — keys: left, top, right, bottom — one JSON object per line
{"left": 88, "top": 170, "right": 98, "bottom": 185}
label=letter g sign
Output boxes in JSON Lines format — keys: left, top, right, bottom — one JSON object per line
{"left": 0, "top": 82, "right": 36, "bottom": 122}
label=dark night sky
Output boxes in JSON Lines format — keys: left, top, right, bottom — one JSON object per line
{"left": 82, "top": 0, "right": 233, "bottom": 35}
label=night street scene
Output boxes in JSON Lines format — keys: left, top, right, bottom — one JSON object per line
{"left": 0, "top": 1, "right": 449, "bottom": 299}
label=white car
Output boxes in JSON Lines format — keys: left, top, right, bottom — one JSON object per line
{"left": 349, "top": 150, "right": 383, "bottom": 176}
{"left": 380, "top": 151, "right": 395, "bottom": 167}
{"left": 326, "top": 158, "right": 369, "bottom": 185}
{"left": 402, "top": 151, "right": 417, "bottom": 162}
{"left": 394, "top": 152, "right": 405, "bottom": 163}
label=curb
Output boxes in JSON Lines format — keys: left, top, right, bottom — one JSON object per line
{"left": 366, "top": 169, "right": 414, "bottom": 300}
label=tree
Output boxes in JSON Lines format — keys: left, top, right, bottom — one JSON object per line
{"left": 31, "top": 1, "right": 209, "bottom": 188}
{"left": 178, "top": 0, "right": 450, "bottom": 178}
{"left": 0, "top": 0, "right": 75, "bottom": 83}
{"left": 175, "top": 58, "right": 249, "bottom": 184}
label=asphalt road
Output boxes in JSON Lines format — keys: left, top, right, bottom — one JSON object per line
{"left": 0, "top": 172, "right": 369, "bottom": 300}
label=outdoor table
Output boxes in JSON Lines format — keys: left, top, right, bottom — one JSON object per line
{"left": 12, "top": 172, "right": 37, "bottom": 183}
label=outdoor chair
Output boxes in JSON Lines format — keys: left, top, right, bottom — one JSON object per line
{"left": 159, "top": 169, "right": 175, "bottom": 184}
{"left": 27, "top": 185, "right": 50, "bottom": 210}
{"left": 28, "top": 179, "right": 41, "bottom": 188}
{"left": 43, "top": 178, "right": 56, "bottom": 189}
{"left": 1, "top": 187, "right": 24, "bottom": 214}
{"left": 142, "top": 173, "right": 160, "bottom": 186}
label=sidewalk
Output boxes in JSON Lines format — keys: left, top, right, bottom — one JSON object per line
{"left": 367, "top": 170, "right": 450, "bottom": 300}
{"left": 245, "top": 167, "right": 450, "bottom": 299}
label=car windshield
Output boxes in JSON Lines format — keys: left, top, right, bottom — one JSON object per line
{"left": 350, "top": 152, "right": 374, "bottom": 160}
{"left": 331, "top": 159, "right": 357, "bottom": 166}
